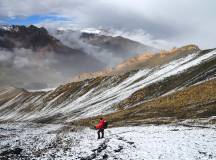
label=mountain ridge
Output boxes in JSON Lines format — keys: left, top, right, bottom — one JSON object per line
{"left": 0, "top": 46, "right": 215, "bottom": 124}
{"left": 71, "top": 44, "right": 201, "bottom": 82}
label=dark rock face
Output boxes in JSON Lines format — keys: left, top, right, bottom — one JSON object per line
{"left": 0, "top": 25, "right": 51, "bottom": 50}
{"left": 0, "top": 25, "right": 88, "bottom": 55}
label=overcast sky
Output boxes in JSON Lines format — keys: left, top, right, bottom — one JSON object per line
{"left": 0, "top": 0, "right": 215, "bottom": 49}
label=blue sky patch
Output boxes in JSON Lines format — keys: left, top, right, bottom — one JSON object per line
{"left": 0, "top": 15, "right": 67, "bottom": 25}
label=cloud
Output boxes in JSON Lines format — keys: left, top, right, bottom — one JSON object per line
{"left": 0, "top": 0, "right": 216, "bottom": 48}
{"left": 0, "top": 0, "right": 84, "bottom": 18}
{"left": 0, "top": 48, "right": 63, "bottom": 88}
{"left": 11, "top": 48, "right": 56, "bottom": 69}
{"left": 109, "top": 28, "right": 173, "bottom": 49}
{"left": 49, "top": 29, "right": 124, "bottom": 67}
{"left": 0, "top": 49, "right": 13, "bottom": 62}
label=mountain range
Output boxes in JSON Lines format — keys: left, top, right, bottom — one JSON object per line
{"left": 0, "top": 25, "right": 155, "bottom": 89}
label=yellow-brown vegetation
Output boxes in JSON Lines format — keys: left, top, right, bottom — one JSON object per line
{"left": 74, "top": 79, "right": 216, "bottom": 127}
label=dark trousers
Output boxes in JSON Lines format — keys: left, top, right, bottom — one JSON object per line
{"left": 97, "top": 128, "right": 104, "bottom": 139}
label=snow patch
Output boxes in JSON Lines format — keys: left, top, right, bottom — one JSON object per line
{"left": 80, "top": 28, "right": 103, "bottom": 34}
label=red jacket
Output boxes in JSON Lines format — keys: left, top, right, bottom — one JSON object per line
{"left": 96, "top": 119, "right": 106, "bottom": 129}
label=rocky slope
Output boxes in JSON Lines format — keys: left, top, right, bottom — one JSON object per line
{"left": 0, "top": 46, "right": 215, "bottom": 124}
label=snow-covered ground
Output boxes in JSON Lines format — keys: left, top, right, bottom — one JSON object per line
{"left": 0, "top": 123, "right": 215, "bottom": 160}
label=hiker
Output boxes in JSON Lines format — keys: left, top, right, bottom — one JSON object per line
{"left": 95, "top": 117, "right": 107, "bottom": 139}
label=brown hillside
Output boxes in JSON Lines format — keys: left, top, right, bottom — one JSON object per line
{"left": 76, "top": 79, "right": 216, "bottom": 127}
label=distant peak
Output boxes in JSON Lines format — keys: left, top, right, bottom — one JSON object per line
{"left": 172, "top": 44, "right": 200, "bottom": 52}
{"left": 0, "top": 25, "right": 20, "bottom": 32}
{"left": 159, "top": 44, "right": 200, "bottom": 56}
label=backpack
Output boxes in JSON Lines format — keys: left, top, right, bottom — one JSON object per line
{"left": 104, "top": 121, "right": 108, "bottom": 129}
